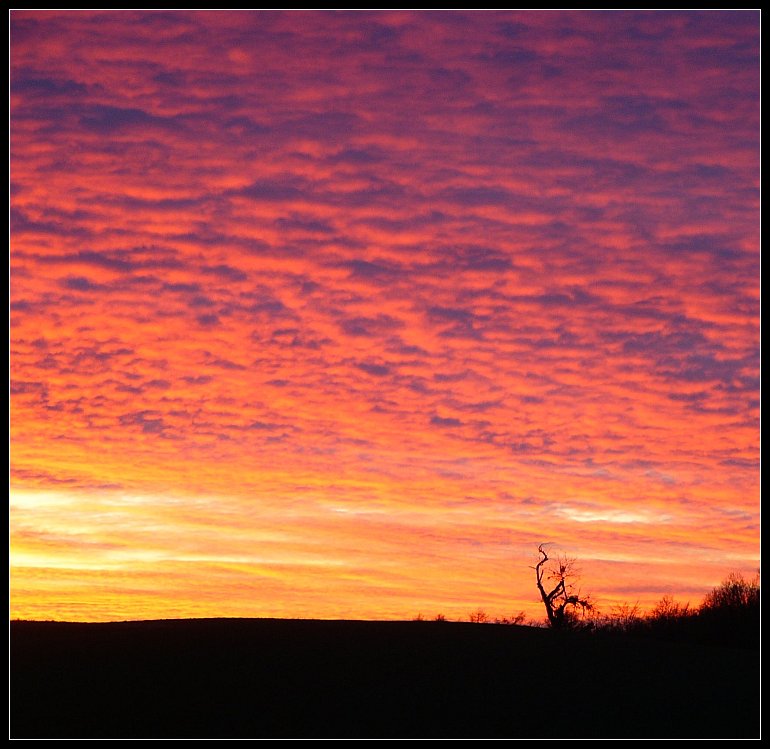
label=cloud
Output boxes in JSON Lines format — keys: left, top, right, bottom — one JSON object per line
{"left": 356, "top": 362, "right": 392, "bottom": 377}
{"left": 431, "top": 415, "right": 463, "bottom": 428}
{"left": 163, "top": 282, "right": 202, "bottom": 294}
{"left": 60, "top": 276, "right": 102, "bottom": 291}
{"left": 236, "top": 179, "right": 305, "bottom": 202}
{"left": 339, "top": 259, "right": 400, "bottom": 283}
{"left": 329, "top": 147, "right": 384, "bottom": 165}
{"left": 12, "top": 75, "right": 88, "bottom": 98}
{"left": 119, "top": 410, "right": 167, "bottom": 434}
{"left": 78, "top": 104, "right": 177, "bottom": 133}
{"left": 439, "top": 186, "right": 512, "bottom": 207}
{"left": 275, "top": 215, "right": 336, "bottom": 235}
{"left": 201, "top": 264, "right": 248, "bottom": 282}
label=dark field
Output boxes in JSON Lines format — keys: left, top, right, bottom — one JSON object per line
{"left": 10, "top": 618, "right": 760, "bottom": 739}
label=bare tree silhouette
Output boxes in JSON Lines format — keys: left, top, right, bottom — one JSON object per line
{"left": 531, "top": 544, "right": 592, "bottom": 629}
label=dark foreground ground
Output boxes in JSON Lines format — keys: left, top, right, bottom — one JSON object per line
{"left": 10, "top": 618, "right": 760, "bottom": 739}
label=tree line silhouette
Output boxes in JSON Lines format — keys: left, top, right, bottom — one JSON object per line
{"left": 416, "top": 544, "right": 759, "bottom": 650}
{"left": 528, "top": 544, "right": 759, "bottom": 648}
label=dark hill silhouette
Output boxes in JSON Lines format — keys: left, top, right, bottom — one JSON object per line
{"left": 10, "top": 618, "right": 759, "bottom": 739}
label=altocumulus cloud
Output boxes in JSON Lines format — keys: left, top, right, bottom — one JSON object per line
{"left": 10, "top": 9, "right": 759, "bottom": 623}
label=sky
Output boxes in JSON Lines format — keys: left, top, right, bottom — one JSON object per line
{"left": 10, "top": 10, "right": 760, "bottom": 623}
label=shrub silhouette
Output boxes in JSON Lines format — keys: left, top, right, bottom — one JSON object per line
{"left": 607, "top": 601, "right": 642, "bottom": 631}
{"left": 494, "top": 612, "right": 526, "bottom": 625}
{"left": 468, "top": 609, "right": 489, "bottom": 623}
{"left": 700, "top": 571, "right": 759, "bottom": 613}
{"left": 649, "top": 594, "right": 693, "bottom": 622}
{"left": 595, "top": 572, "right": 759, "bottom": 649}
{"left": 696, "top": 571, "right": 759, "bottom": 648}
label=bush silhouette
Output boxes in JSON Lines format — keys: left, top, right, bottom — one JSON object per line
{"left": 700, "top": 571, "right": 759, "bottom": 614}
{"left": 648, "top": 595, "right": 693, "bottom": 622}
{"left": 696, "top": 572, "right": 759, "bottom": 648}
{"left": 468, "top": 609, "right": 489, "bottom": 623}
{"left": 596, "top": 572, "right": 759, "bottom": 649}
{"left": 494, "top": 612, "right": 526, "bottom": 625}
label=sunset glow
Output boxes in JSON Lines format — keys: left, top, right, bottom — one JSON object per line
{"left": 10, "top": 10, "right": 759, "bottom": 623}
